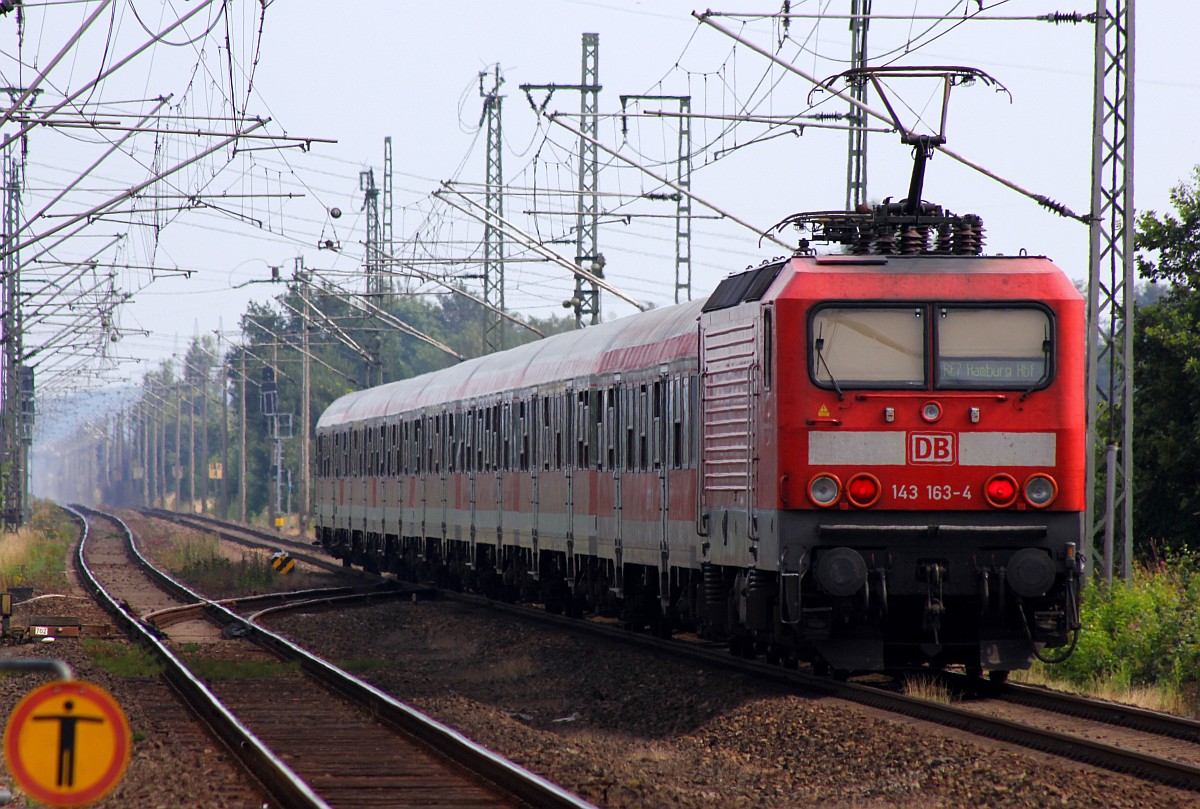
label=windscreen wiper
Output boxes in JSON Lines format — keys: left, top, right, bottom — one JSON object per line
{"left": 814, "top": 337, "right": 844, "bottom": 401}
{"left": 1019, "top": 337, "right": 1052, "bottom": 402}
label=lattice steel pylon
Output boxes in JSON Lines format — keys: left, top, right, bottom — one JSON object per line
{"left": 480, "top": 65, "right": 506, "bottom": 354}
{"left": 1086, "top": 0, "right": 1135, "bottom": 582}
{"left": 1, "top": 145, "right": 26, "bottom": 528}
{"left": 360, "top": 168, "right": 384, "bottom": 297}
{"left": 845, "top": 0, "right": 872, "bottom": 210}
{"left": 674, "top": 96, "right": 693, "bottom": 304}
{"left": 383, "top": 136, "right": 394, "bottom": 294}
{"left": 620, "top": 93, "right": 693, "bottom": 303}
{"left": 574, "top": 33, "right": 602, "bottom": 327}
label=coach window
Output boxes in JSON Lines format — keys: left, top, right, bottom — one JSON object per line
{"left": 639, "top": 384, "right": 650, "bottom": 471}
{"left": 628, "top": 386, "right": 638, "bottom": 470}
{"left": 436, "top": 414, "right": 445, "bottom": 473}
{"left": 572, "top": 392, "right": 585, "bottom": 469}
{"left": 605, "top": 387, "right": 618, "bottom": 471}
{"left": 556, "top": 394, "right": 566, "bottom": 470}
{"left": 500, "top": 403, "right": 511, "bottom": 471}
{"left": 519, "top": 399, "right": 530, "bottom": 472}
{"left": 936, "top": 306, "right": 1052, "bottom": 390}
{"left": 810, "top": 306, "right": 925, "bottom": 388}
{"left": 590, "top": 388, "right": 600, "bottom": 470}
{"left": 522, "top": 398, "right": 532, "bottom": 472}
{"left": 652, "top": 380, "right": 664, "bottom": 469}
{"left": 462, "top": 410, "right": 470, "bottom": 473}
{"left": 415, "top": 419, "right": 424, "bottom": 474}
{"left": 483, "top": 406, "right": 493, "bottom": 471}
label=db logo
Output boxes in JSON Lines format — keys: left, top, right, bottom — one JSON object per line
{"left": 910, "top": 432, "right": 956, "bottom": 464}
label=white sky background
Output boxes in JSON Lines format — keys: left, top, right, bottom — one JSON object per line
{"left": 6, "top": 0, "right": 1199, "bottom": 430}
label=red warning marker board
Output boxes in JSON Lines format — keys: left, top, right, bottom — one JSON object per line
{"left": 4, "top": 680, "right": 132, "bottom": 807}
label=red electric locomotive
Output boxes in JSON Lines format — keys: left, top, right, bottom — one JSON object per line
{"left": 314, "top": 201, "right": 1085, "bottom": 679}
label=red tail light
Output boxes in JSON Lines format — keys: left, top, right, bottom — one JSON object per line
{"left": 846, "top": 473, "right": 882, "bottom": 508}
{"left": 984, "top": 473, "right": 1019, "bottom": 508}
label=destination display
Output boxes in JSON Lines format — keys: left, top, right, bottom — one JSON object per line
{"left": 939, "top": 358, "right": 1045, "bottom": 385}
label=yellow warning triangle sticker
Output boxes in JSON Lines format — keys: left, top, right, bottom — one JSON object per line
{"left": 817, "top": 404, "right": 830, "bottom": 417}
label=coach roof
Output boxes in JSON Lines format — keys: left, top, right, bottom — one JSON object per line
{"left": 316, "top": 298, "right": 706, "bottom": 430}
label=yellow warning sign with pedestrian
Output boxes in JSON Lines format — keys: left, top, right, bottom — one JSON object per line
{"left": 4, "top": 680, "right": 131, "bottom": 807}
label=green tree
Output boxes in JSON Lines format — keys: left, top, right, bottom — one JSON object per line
{"left": 1133, "top": 166, "right": 1200, "bottom": 552}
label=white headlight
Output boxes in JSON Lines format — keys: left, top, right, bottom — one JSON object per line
{"left": 808, "top": 474, "right": 840, "bottom": 507}
{"left": 1024, "top": 475, "right": 1057, "bottom": 507}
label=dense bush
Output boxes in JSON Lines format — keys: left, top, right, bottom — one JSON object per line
{"left": 1055, "top": 555, "right": 1200, "bottom": 692}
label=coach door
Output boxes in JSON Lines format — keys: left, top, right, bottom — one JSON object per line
{"left": 526, "top": 396, "right": 540, "bottom": 568}
{"left": 606, "top": 384, "right": 624, "bottom": 591}
{"left": 498, "top": 401, "right": 509, "bottom": 554}
{"left": 654, "top": 372, "right": 670, "bottom": 606}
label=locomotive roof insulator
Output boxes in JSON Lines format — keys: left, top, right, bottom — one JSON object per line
{"left": 769, "top": 205, "right": 986, "bottom": 258}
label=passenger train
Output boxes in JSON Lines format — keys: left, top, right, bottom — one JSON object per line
{"left": 313, "top": 200, "right": 1086, "bottom": 678}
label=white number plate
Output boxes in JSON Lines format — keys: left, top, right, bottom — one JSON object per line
{"left": 890, "top": 483, "right": 973, "bottom": 503}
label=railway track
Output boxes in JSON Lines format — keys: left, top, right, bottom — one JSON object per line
{"left": 458, "top": 594, "right": 1200, "bottom": 791}
{"left": 70, "top": 506, "right": 594, "bottom": 809}
{"left": 136, "top": 509, "right": 1200, "bottom": 792}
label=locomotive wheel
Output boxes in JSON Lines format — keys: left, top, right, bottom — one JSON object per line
{"left": 988, "top": 670, "right": 1010, "bottom": 684}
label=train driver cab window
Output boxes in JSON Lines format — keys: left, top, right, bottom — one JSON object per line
{"left": 811, "top": 306, "right": 925, "bottom": 388}
{"left": 935, "top": 306, "right": 1052, "bottom": 390}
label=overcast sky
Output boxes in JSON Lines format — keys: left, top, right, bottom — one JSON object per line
{"left": 6, "top": 0, "right": 1198, "bottom": 421}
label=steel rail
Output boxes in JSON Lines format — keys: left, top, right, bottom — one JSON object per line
{"left": 141, "top": 508, "right": 355, "bottom": 576}
{"left": 108, "top": 507, "right": 597, "bottom": 809}
{"left": 66, "top": 505, "right": 330, "bottom": 809}
{"left": 992, "top": 679, "right": 1200, "bottom": 744}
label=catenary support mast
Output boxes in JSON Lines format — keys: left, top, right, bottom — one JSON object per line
{"left": 846, "top": 0, "right": 871, "bottom": 210}
{"left": 480, "top": 65, "right": 506, "bottom": 353}
{"left": 1086, "top": 0, "right": 1135, "bottom": 582}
